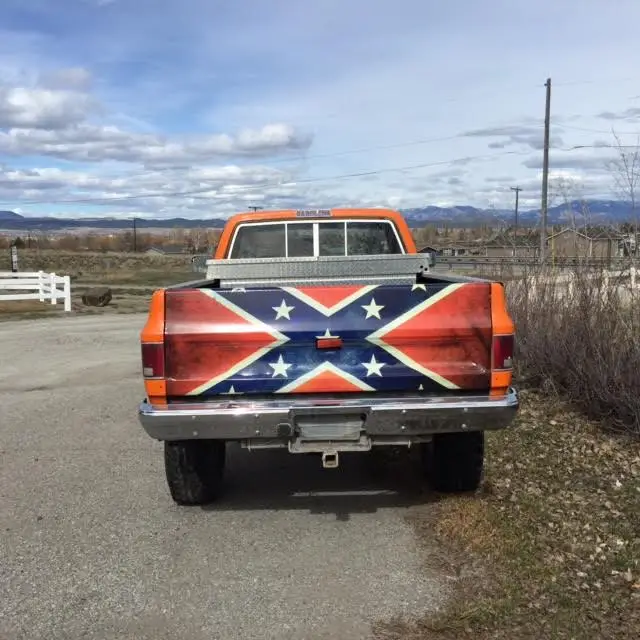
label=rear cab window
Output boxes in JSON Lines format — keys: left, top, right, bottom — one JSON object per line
{"left": 229, "top": 219, "right": 405, "bottom": 258}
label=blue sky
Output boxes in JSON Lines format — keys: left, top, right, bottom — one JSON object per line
{"left": 1, "top": 0, "right": 640, "bottom": 219}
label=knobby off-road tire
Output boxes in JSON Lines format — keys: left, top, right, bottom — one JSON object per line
{"left": 423, "top": 431, "right": 484, "bottom": 493}
{"left": 164, "top": 440, "right": 226, "bottom": 505}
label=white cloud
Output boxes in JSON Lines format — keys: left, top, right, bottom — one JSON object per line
{"left": 0, "top": 122, "right": 311, "bottom": 165}
{"left": 523, "top": 154, "right": 616, "bottom": 171}
{"left": 597, "top": 108, "right": 640, "bottom": 122}
{"left": 463, "top": 124, "right": 565, "bottom": 151}
{"left": 0, "top": 163, "right": 297, "bottom": 218}
{"left": 0, "top": 87, "right": 96, "bottom": 129}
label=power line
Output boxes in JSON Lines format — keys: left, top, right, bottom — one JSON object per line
{"left": 553, "top": 123, "right": 640, "bottom": 135}
{"left": 559, "top": 144, "right": 640, "bottom": 150}
{"left": 3, "top": 79, "right": 639, "bottom": 212}
{"left": 3, "top": 148, "right": 535, "bottom": 207}
{"left": 552, "top": 76, "right": 637, "bottom": 87}
{"left": 0, "top": 122, "right": 539, "bottom": 191}
{"left": 221, "top": 76, "right": 638, "bottom": 128}
{"left": 6, "top": 135, "right": 636, "bottom": 210}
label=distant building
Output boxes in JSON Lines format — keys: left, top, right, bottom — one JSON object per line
{"left": 436, "top": 244, "right": 481, "bottom": 257}
{"left": 480, "top": 230, "right": 539, "bottom": 258}
{"left": 546, "top": 228, "right": 624, "bottom": 260}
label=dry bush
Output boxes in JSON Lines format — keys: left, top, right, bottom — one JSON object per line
{"left": 504, "top": 263, "right": 640, "bottom": 436}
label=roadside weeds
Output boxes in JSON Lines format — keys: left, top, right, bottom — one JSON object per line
{"left": 373, "top": 390, "right": 640, "bottom": 640}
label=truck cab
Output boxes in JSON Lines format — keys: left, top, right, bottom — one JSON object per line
{"left": 215, "top": 208, "right": 414, "bottom": 259}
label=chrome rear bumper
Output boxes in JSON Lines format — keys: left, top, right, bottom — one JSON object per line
{"left": 138, "top": 388, "right": 519, "bottom": 442}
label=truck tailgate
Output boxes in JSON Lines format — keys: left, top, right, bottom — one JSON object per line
{"left": 163, "top": 282, "right": 493, "bottom": 398}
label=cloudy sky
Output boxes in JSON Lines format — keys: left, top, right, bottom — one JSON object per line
{"left": 1, "top": 0, "right": 639, "bottom": 219}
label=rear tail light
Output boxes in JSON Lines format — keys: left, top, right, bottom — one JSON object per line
{"left": 492, "top": 334, "right": 514, "bottom": 371}
{"left": 141, "top": 342, "right": 165, "bottom": 379}
{"left": 316, "top": 337, "right": 343, "bottom": 350}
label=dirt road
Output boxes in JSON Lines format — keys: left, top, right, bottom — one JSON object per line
{"left": 0, "top": 315, "right": 449, "bottom": 639}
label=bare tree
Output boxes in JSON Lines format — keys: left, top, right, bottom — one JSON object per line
{"left": 548, "top": 176, "right": 595, "bottom": 260}
{"left": 607, "top": 130, "right": 640, "bottom": 261}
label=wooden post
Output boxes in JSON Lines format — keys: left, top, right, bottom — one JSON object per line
{"left": 10, "top": 244, "right": 18, "bottom": 272}
{"left": 50, "top": 272, "right": 56, "bottom": 305}
{"left": 63, "top": 276, "right": 71, "bottom": 312}
{"left": 38, "top": 271, "right": 45, "bottom": 302}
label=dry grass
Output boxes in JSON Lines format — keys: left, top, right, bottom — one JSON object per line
{"left": 432, "top": 497, "right": 499, "bottom": 554}
{"left": 506, "top": 263, "right": 640, "bottom": 436}
{"left": 374, "top": 391, "right": 640, "bottom": 640}
{"left": 0, "top": 249, "right": 195, "bottom": 287}
{"left": 375, "top": 263, "right": 640, "bottom": 639}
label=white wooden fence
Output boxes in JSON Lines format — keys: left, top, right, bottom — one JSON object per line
{"left": 523, "top": 266, "right": 639, "bottom": 305}
{"left": 0, "top": 271, "right": 72, "bottom": 312}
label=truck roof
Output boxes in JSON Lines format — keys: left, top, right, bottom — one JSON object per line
{"left": 226, "top": 207, "right": 405, "bottom": 223}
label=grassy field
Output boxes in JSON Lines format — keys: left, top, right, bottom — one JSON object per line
{"left": 0, "top": 249, "right": 195, "bottom": 283}
{"left": 0, "top": 249, "right": 196, "bottom": 320}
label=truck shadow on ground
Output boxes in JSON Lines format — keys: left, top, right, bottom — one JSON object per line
{"left": 203, "top": 444, "right": 440, "bottom": 520}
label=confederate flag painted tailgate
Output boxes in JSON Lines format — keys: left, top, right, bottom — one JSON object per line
{"left": 163, "top": 281, "right": 493, "bottom": 398}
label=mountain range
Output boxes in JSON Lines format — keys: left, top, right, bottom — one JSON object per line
{"left": 0, "top": 200, "right": 636, "bottom": 232}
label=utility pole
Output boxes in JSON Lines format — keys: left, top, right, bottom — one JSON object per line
{"left": 510, "top": 186, "right": 522, "bottom": 257}
{"left": 540, "top": 77, "right": 551, "bottom": 263}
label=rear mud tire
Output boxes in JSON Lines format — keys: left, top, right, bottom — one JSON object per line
{"left": 423, "top": 431, "right": 484, "bottom": 493}
{"left": 164, "top": 440, "right": 226, "bottom": 505}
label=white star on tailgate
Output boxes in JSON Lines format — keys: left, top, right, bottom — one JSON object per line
{"left": 272, "top": 299, "right": 295, "bottom": 320}
{"left": 411, "top": 283, "right": 427, "bottom": 292}
{"left": 361, "top": 297, "right": 384, "bottom": 319}
{"left": 222, "top": 385, "right": 242, "bottom": 394}
{"left": 269, "top": 354, "right": 292, "bottom": 378}
{"left": 362, "top": 354, "right": 385, "bottom": 377}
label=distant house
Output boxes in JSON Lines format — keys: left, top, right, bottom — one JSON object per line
{"left": 436, "top": 244, "right": 481, "bottom": 257}
{"left": 479, "top": 230, "right": 539, "bottom": 258}
{"left": 546, "top": 228, "right": 624, "bottom": 260}
{"left": 482, "top": 245, "right": 534, "bottom": 258}
{"left": 145, "top": 245, "right": 188, "bottom": 256}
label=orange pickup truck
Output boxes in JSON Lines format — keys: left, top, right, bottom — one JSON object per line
{"left": 138, "top": 208, "right": 518, "bottom": 505}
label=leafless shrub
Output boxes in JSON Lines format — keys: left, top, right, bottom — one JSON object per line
{"left": 504, "top": 263, "right": 640, "bottom": 436}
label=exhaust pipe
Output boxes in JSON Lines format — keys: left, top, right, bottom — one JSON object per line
{"left": 322, "top": 451, "right": 339, "bottom": 469}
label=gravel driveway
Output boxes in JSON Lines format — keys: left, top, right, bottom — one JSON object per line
{"left": 0, "top": 314, "right": 449, "bottom": 640}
